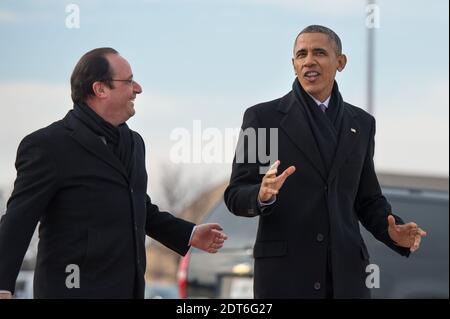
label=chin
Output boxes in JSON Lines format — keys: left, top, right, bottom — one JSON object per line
{"left": 303, "top": 86, "right": 318, "bottom": 96}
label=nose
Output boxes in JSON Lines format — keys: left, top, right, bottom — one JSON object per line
{"left": 133, "top": 81, "right": 143, "bottom": 94}
{"left": 303, "top": 52, "right": 316, "bottom": 67}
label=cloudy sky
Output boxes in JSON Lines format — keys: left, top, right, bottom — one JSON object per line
{"left": 0, "top": 0, "right": 448, "bottom": 205}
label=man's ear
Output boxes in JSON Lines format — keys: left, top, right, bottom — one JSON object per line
{"left": 92, "top": 81, "right": 108, "bottom": 98}
{"left": 291, "top": 58, "right": 297, "bottom": 75}
{"left": 337, "top": 54, "right": 347, "bottom": 72}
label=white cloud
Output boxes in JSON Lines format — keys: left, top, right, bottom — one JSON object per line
{"left": 376, "top": 81, "right": 449, "bottom": 176}
{"left": 377, "top": 114, "right": 449, "bottom": 176}
{"left": 0, "top": 82, "right": 71, "bottom": 187}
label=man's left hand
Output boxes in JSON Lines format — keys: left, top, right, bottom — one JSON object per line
{"left": 191, "top": 223, "right": 228, "bottom": 253}
{"left": 387, "top": 215, "right": 427, "bottom": 252}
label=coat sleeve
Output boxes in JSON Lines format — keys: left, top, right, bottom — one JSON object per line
{"left": 224, "top": 107, "right": 271, "bottom": 217}
{"left": 0, "top": 133, "right": 60, "bottom": 293}
{"left": 355, "top": 117, "right": 410, "bottom": 257}
{"left": 137, "top": 134, "right": 195, "bottom": 256}
{"left": 144, "top": 195, "right": 195, "bottom": 256}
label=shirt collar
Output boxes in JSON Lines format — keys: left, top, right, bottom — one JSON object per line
{"left": 307, "top": 93, "right": 331, "bottom": 109}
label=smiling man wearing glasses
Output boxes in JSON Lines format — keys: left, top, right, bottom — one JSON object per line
{"left": 0, "top": 47, "right": 227, "bottom": 299}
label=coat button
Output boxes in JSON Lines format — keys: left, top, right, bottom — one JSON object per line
{"left": 314, "top": 282, "right": 321, "bottom": 290}
{"left": 130, "top": 188, "right": 134, "bottom": 194}
{"left": 316, "top": 233, "right": 324, "bottom": 242}
{"left": 324, "top": 186, "right": 328, "bottom": 191}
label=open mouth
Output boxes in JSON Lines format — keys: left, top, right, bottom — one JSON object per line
{"left": 304, "top": 71, "right": 320, "bottom": 82}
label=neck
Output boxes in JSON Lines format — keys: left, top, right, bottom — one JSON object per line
{"left": 308, "top": 92, "right": 331, "bottom": 105}
{"left": 311, "top": 89, "right": 332, "bottom": 103}
{"left": 84, "top": 100, "right": 121, "bottom": 127}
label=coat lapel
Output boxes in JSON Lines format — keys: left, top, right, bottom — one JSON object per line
{"left": 128, "top": 134, "right": 139, "bottom": 185}
{"left": 327, "top": 105, "right": 360, "bottom": 184}
{"left": 63, "top": 111, "right": 130, "bottom": 184}
{"left": 278, "top": 93, "right": 327, "bottom": 182}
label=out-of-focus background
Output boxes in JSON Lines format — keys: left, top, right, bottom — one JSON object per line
{"left": 0, "top": 0, "right": 448, "bottom": 298}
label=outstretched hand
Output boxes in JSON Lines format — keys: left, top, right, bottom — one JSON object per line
{"left": 0, "top": 291, "right": 12, "bottom": 299}
{"left": 191, "top": 223, "right": 228, "bottom": 253}
{"left": 387, "top": 215, "right": 427, "bottom": 252}
{"left": 258, "top": 160, "right": 296, "bottom": 203}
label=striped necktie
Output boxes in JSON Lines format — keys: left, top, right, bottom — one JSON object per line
{"left": 319, "top": 104, "right": 327, "bottom": 113}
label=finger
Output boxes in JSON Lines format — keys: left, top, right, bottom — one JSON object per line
{"left": 414, "top": 234, "right": 421, "bottom": 247}
{"left": 207, "top": 248, "right": 218, "bottom": 254}
{"left": 0, "top": 292, "right": 12, "bottom": 299}
{"left": 265, "top": 161, "right": 281, "bottom": 177}
{"left": 214, "top": 237, "right": 225, "bottom": 244}
{"left": 284, "top": 165, "right": 296, "bottom": 176}
{"left": 263, "top": 177, "right": 278, "bottom": 185}
{"left": 261, "top": 186, "right": 278, "bottom": 197}
{"left": 397, "top": 224, "right": 418, "bottom": 236}
{"left": 210, "top": 243, "right": 223, "bottom": 249}
{"left": 214, "top": 240, "right": 225, "bottom": 246}
{"left": 264, "top": 188, "right": 278, "bottom": 195}
{"left": 277, "top": 166, "right": 295, "bottom": 189}
{"left": 276, "top": 166, "right": 296, "bottom": 186}
{"left": 404, "top": 222, "right": 418, "bottom": 230}
{"left": 265, "top": 168, "right": 278, "bottom": 178}
{"left": 411, "top": 235, "right": 422, "bottom": 252}
{"left": 268, "top": 160, "right": 280, "bottom": 171}
{"left": 387, "top": 215, "right": 397, "bottom": 230}
{"left": 214, "top": 243, "right": 224, "bottom": 249}
{"left": 208, "top": 223, "right": 223, "bottom": 231}
{"left": 212, "top": 229, "right": 228, "bottom": 240}
{"left": 418, "top": 228, "right": 427, "bottom": 237}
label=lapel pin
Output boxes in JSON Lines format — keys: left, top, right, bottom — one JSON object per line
{"left": 351, "top": 128, "right": 357, "bottom": 133}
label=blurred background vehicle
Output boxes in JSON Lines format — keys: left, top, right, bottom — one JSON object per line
{"left": 178, "top": 174, "right": 449, "bottom": 299}
{"left": 145, "top": 283, "right": 179, "bottom": 299}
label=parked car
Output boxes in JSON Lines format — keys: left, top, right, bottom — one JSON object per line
{"left": 178, "top": 183, "right": 449, "bottom": 299}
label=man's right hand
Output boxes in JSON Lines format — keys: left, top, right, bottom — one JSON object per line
{"left": 0, "top": 291, "right": 12, "bottom": 299}
{"left": 258, "top": 160, "right": 296, "bottom": 203}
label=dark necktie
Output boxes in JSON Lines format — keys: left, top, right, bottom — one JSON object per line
{"left": 319, "top": 103, "right": 327, "bottom": 113}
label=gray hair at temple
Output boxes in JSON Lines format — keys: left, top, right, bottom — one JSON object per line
{"left": 293, "top": 25, "right": 343, "bottom": 56}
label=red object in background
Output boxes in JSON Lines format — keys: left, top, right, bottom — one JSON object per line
{"left": 177, "top": 253, "right": 190, "bottom": 299}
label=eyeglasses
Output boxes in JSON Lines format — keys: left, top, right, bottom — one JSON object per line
{"left": 110, "top": 78, "right": 135, "bottom": 85}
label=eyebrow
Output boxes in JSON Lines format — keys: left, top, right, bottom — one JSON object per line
{"left": 295, "top": 47, "right": 328, "bottom": 56}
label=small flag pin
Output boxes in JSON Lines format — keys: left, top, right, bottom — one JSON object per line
{"left": 351, "top": 128, "right": 357, "bottom": 133}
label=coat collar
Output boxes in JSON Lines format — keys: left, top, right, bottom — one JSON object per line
{"left": 277, "top": 91, "right": 359, "bottom": 183}
{"left": 63, "top": 110, "right": 136, "bottom": 185}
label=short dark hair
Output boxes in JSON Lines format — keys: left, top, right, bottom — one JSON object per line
{"left": 70, "top": 47, "right": 119, "bottom": 104}
{"left": 293, "top": 25, "right": 342, "bottom": 55}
